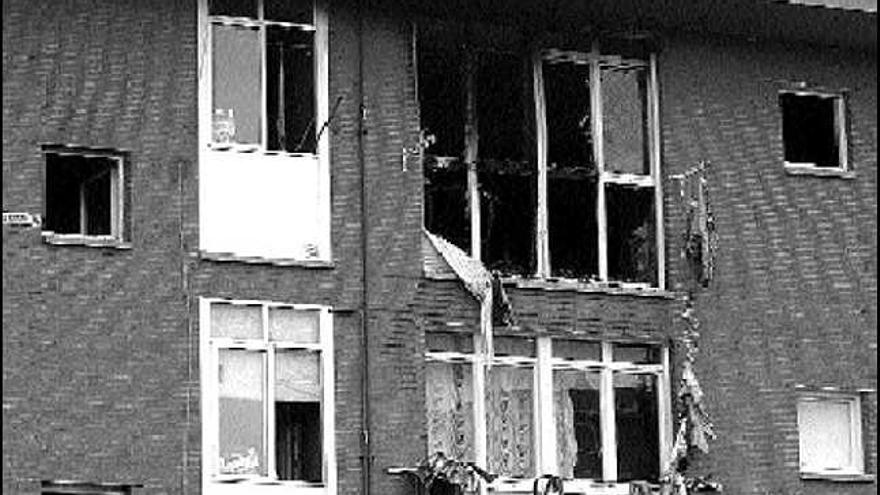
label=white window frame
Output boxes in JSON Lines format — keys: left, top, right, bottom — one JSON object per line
{"left": 200, "top": 297, "right": 336, "bottom": 495}
{"left": 779, "top": 88, "right": 850, "bottom": 175}
{"left": 41, "top": 147, "right": 126, "bottom": 246}
{"left": 197, "top": 0, "right": 331, "bottom": 262}
{"left": 796, "top": 392, "right": 864, "bottom": 477}
{"left": 425, "top": 334, "right": 672, "bottom": 492}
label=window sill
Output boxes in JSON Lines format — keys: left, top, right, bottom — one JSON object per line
{"left": 783, "top": 163, "right": 856, "bottom": 179}
{"left": 800, "top": 472, "right": 875, "bottom": 483}
{"left": 198, "top": 250, "right": 335, "bottom": 268}
{"left": 41, "top": 232, "right": 132, "bottom": 249}
{"left": 206, "top": 478, "right": 329, "bottom": 494}
{"left": 500, "top": 277, "right": 678, "bottom": 299}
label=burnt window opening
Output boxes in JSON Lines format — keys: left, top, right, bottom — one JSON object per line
{"left": 44, "top": 151, "right": 127, "bottom": 239}
{"left": 780, "top": 91, "right": 845, "bottom": 169}
{"left": 210, "top": 0, "right": 317, "bottom": 153}
{"left": 275, "top": 401, "right": 322, "bottom": 481}
{"left": 614, "top": 374, "right": 659, "bottom": 481}
{"left": 424, "top": 160, "right": 471, "bottom": 252}
{"left": 569, "top": 388, "right": 602, "bottom": 479}
{"left": 606, "top": 184, "right": 657, "bottom": 285}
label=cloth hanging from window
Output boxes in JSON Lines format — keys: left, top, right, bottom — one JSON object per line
{"left": 486, "top": 366, "right": 535, "bottom": 478}
{"left": 426, "top": 361, "right": 475, "bottom": 462}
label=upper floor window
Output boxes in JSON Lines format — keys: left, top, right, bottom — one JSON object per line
{"left": 200, "top": 298, "right": 336, "bottom": 493}
{"left": 42, "top": 145, "right": 130, "bottom": 246}
{"left": 419, "top": 31, "right": 664, "bottom": 288}
{"left": 780, "top": 90, "right": 849, "bottom": 174}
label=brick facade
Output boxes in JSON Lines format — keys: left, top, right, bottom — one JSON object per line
{"left": 3, "top": 1, "right": 876, "bottom": 495}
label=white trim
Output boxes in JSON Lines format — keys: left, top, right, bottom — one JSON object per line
{"left": 649, "top": 54, "right": 665, "bottom": 290}
{"left": 532, "top": 49, "right": 550, "bottom": 278}
{"left": 796, "top": 392, "right": 865, "bottom": 476}
{"left": 600, "top": 342, "right": 617, "bottom": 481}
{"left": 592, "top": 43, "right": 609, "bottom": 283}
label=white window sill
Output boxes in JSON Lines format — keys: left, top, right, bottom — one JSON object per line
{"left": 800, "top": 471, "right": 875, "bottom": 483}
{"left": 783, "top": 163, "right": 856, "bottom": 179}
{"left": 41, "top": 232, "right": 131, "bottom": 249}
{"left": 207, "top": 143, "right": 318, "bottom": 158}
{"left": 500, "top": 277, "right": 677, "bottom": 299}
{"left": 206, "top": 479, "right": 329, "bottom": 495}
{"left": 198, "top": 250, "right": 334, "bottom": 268}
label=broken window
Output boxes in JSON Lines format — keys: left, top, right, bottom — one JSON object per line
{"left": 209, "top": 0, "right": 317, "bottom": 153}
{"left": 43, "top": 148, "right": 127, "bottom": 242}
{"left": 780, "top": 91, "right": 847, "bottom": 170}
{"left": 203, "top": 300, "right": 332, "bottom": 485}
{"left": 614, "top": 373, "right": 659, "bottom": 481}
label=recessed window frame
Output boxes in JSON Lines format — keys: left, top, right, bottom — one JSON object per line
{"left": 40, "top": 145, "right": 129, "bottom": 247}
{"left": 796, "top": 392, "right": 864, "bottom": 477}
{"left": 779, "top": 88, "right": 850, "bottom": 176}
{"left": 425, "top": 333, "right": 672, "bottom": 490}
{"left": 200, "top": 297, "right": 336, "bottom": 495}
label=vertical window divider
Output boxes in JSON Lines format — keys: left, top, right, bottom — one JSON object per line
{"left": 536, "top": 337, "right": 556, "bottom": 475}
{"left": 111, "top": 157, "right": 121, "bottom": 239}
{"left": 258, "top": 0, "right": 268, "bottom": 150}
{"left": 649, "top": 53, "right": 666, "bottom": 290}
{"left": 320, "top": 308, "right": 336, "bottom": 491}
{"left": 600, "top": 342, "right": 617, "bottom": 481}
{"left": 78, "top": 182, "right": 88, "bottom": 235}
{"left": 657, "top": 346, "right": 673, "bottom": 476}
{"left": 836, "top": 95, "right": 849, "bottom": 171}
{"left": 532, "top": 49, "right": 550, "bottom": 278}
{"left": 472, "top": 333, "right": 488, "bottom": 494}
{"left": 464, "top": 48, "right": 482, "bottom": 260}
{"left": 262, "top": 304, "right": 273, "bottom": 478}
{"left": 591, "top": 43, "right": 608, "bottom": 282}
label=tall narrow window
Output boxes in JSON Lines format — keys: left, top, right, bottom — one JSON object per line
{"left": 202, "top": 299, "right": 334, "bottom": 489}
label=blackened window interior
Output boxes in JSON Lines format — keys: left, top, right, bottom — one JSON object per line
{"left": 275, "top": 401, "right": 322, "bottom": 481}
{"left": 45, "top": 153, "right": 116, "bottom": 236}
{"left": 606, "top": 184, "right": 656, "bottom": 285}
{"left": 544, "top": 61, "right": 598, "bottom": 279}
{"left": 614, "top": 374, "right": 659, "bottom": 481}
{"left": 780, "top": 92, "right": 841, "bottom": 168}
{"left": 424, "top": 160, "right": 471, "bottom": 252}
{"left": 570, "top": 388, "right": 602, "bottom": 479}
{"left": 267, "top": 27, "right": 316, "bottom": 153}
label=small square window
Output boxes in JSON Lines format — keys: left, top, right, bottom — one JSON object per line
{"left": 43, "top": 147, "right": 128, "bottom": 242}
{"left": 797, "top": 393, "right": 864, "bottom": 476}
{"left": 780, "top": 91, "right": 848, "bottom": 171}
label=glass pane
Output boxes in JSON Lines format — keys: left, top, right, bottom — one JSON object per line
{"left": 606, "top": 184, "right": 657, "bottom": 285}
{"left": 493, "top": 336, "right": 536, "bottom": 358}
{"left": 554, "top": 370, "right": 601, "bottom": 479}
{"left": 553, "top": 340, "right": 601, "bottom": 361}
{"left": 487, "top": 365, "right": 535, "bottom": 478}
{"left": 209, "top": 0, "right": 258, "bottom": 17}
{"left": 269, "top": 307, "right": 319, "bottom": 343}
{"left": 218, "top": 350, "right": 266, "bottom": 476}
{"left": 211, "top": 303, "right": 263, "bottom": 339}
{"left": 426, "top": 361, "right": 475, "bottom": 462}
{"left": 275, "top": 350, "right": 322, "bottom": 481}
{"left": 212, "top": 23, "right": 261, "bottom": 146}
{"left": 615, "top": 373, "right": 659, "bottom": 482}
{"left": 613, "top": 344, "right": 660, "bottom": 364}
{"left": 798, "top": 399, "right": 853, "bottom": 470}
{"left": 265, "top": 0, "right": 313, "bottom": 24}
{"left": 267, "top": 27, "right": 315, "bottom": 153}
{"left": 425, "top": 332, "right": 474, "bottom": 354}
{"left": 601, "top": 65, "right": 649, "bottom": 175}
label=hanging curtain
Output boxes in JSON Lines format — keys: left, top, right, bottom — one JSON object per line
{"left": 426, "top": 361, "right": 475, "bottom": 461}
{"left": 487, "top": 365, "right": 535, "bottom": 478}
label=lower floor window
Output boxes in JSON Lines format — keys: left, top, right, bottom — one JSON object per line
{"left": 201, "top": 298, "right": 335, "bottom": 488}
{"left": 797, "top": 393, "right": 864, "bottom": 476}
{"left": 425, "top": 334, "right": 670, "bottom": 485}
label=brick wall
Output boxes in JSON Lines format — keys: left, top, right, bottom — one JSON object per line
{"left": 659, "top": 34, "right": 877, "bottom": 494}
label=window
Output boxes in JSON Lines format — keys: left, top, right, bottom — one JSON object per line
{"left": 41, "top": 481, "right": 136, "bottom": 495}
{"left": 42, "top": 146, "right": 128, "bottom": 244}
{"left": 419, "top": 32, "right": 664, "bottom": 287}
{"left": 200, "top": 299, "right": 336, "bottom": 494}
{"left": 780, "top": 90, "right": 848, "bottom": 173}
{"left": 199, "top": 0, "right": 330, "bottom": 261}
{"left": 425, "top": 333, "right": 671, "bottom": 490}
{"left": 797, "top": 393, "right": 864, "bottom": 476}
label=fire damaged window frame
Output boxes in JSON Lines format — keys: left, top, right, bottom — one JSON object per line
{"left": 197, "top": 0, "right": 332, "bottom": 263}
{"left": 425, "top": 333, "right": 672, "bottom": 490}
{"left": 40, "top": 145, "right": 131, "bottom": 248}
{"left": 779, "top": 87, "right": 851, "bottom": 178}
{"left": 199, "top": 297, "right": 337, "bottom": 495}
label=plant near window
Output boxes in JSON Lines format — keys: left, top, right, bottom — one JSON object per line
{"left": 660, "top": 162, "right": 722, "bottom": 495}
{"left": 414, "top": 452, "right": 497, "bottom": 495}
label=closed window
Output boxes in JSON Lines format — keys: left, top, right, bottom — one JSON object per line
{"left": 797, "top": 394, "right": 864, "bottom": 476}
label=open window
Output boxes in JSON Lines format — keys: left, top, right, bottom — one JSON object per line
{"left": 42, "top": 146, "right": 129, "bottom": 245}
{"left": 780, "top": 90, "right": 848, "bottom": 174}
{"left": 419, "top": 28, "right": 663, "bottom": 287}
{"left": 199, "top": 0, "right": 330, "bottom": 262}
{"left": 201, "top": 299, "right": 335, "bottom": 492}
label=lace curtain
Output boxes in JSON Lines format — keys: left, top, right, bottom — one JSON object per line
{"left": 486, "top": 365, "right": 535, "bottom": 478}
{"left": 426, "top": 361, "right": 475, "bottom": 461}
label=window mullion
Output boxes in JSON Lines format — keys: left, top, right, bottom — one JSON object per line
{"left": 536, "top": 337, "right": 556, "bottom": 475}
{"left": 591, "top": 43, "right": 608, "bottom": 282}
{"left": 600, "top": 342, "right": 617, "bottom": 481}
{"left": 532, "top": 49, "right": 550, "bottom": 278}
{"left": 267, "top": 343, "right": 276, "bottom": 479}
{"left": 649, "top": 54, "right": 666, "bottom": 290}
{"left": 472, "top": 333, "right": 488, "bottom": 477}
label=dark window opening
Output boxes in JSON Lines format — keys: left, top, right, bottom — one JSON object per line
{"left": 267, "top": 27, "right": 316, "bottom": 153}
{"left": 418, "top": 36, "right": 465, "bottom": 159}
{"left": 41, "top": 481, "right": 136, "bottom": 495}
{"left": 424, "top": 160, "right": 471, "bottom": 252}
{"left": 614, "top": 374, "right": 659, "bottom": 482}
{"left": 276, "top": 401, "right": 322, "bottom": 482}
{"left": 780, "top": 92, "right": 841, "bottom": 168}
{"left": 209, "top": 0, "right": 258, "bottom": 17}
{"left": 45, "top": 153, "right": 119, "bottom": 237}
{"left": 570, "top": 388, "right": 602, "bottom": 479}
{"left": 544, "top": 61, "right": 599, "bottom": 279}
{"left": 606, "top": 184, "right": 656, "bottom": 285}
{"left": 265, "top": 0, "right": 313, "bottom": 24}
{"left": 480, "top": 162, "right": 536, "bottom": 276}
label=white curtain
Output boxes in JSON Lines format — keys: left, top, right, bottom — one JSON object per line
{"left": 426, "top": 362, "right": 475, "bottom": 461}
{"left": 487, "top": 366, "right": 535, "bottom": 478}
